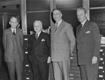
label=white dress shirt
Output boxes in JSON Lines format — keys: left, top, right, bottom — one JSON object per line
{"left": 11, "top": 28, "right": 16, "bottom": 34}
{"left": 81, "top": 19, "right": 87, "bottom": 27}
{"left": 36, "top": 31, "right": 41, "bottom": 38}
{"left": 56, "top": 19, "right": 62, "bottom": 27}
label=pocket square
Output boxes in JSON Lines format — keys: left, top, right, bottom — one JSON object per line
{"left": 41, "top": 39, "right": 45, "bottom": 42}
{"left": 85, "top": 31, "right": 91, "bottom": 34}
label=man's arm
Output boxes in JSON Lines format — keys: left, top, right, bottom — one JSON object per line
{"left": 91, "top": 22, "right": 100, "bottom": 64}
{"left": 46, "top": 34, "right": 51, "bottom": 63}
{"left": 66, "top": 24, "right": 76, "bottom": 55}
{"left": 92, "top": 22, "right": 100, "bottom": 57}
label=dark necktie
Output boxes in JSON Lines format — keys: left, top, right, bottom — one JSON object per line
{"left": 13, "top": 30, "right": 16, "bottom": 35}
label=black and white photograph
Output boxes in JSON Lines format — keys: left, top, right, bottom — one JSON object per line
{"left": 0, "top": 0, "right": 104, "bottom": 80}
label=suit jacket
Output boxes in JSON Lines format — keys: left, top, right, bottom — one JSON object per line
{"left": 76, "top": 21, "right": 100, "bottom": 65}
{"left": 51, "top": 20, "right": 75, "bottom": 61}
{"left": 29, "top": 31, "right": 50, "bottom": 62}
{"left": 3, "top": 28, "right": 23, "bottom": 62}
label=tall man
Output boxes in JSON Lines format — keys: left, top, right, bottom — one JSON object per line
{"left": 76, "top": 8, "right": 100, "bottom": 80}
{"left": 51, "top": 9, "right": 75, "bottom": 80}
{"left": 3, "top": 16, "right": 23, "bottom": 80}
{"left": 29, "top": 20, "right": 50, "bottom": 80}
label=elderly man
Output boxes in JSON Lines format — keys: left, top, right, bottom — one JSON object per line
{"left": 76, "top": 8, "right": 100, "bottom": 80}
{"left": 29, "top": 20, "right": 50, "bottom": 80}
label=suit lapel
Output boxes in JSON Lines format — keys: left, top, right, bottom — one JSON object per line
{"left": 8, "top": 28, "right": 18, "bottom": 37}
{"left": 8, "top": 28, "right": 12, "bottom": 34}
{"left": 37, "top": 31, "right": 43, "bottom": 42}
{"left": 78, "top": 21, "right": 89, "bottom": 35}
{"left": 51, "top": 20, "right": 64, "bottom": 33}
{"left": 76, "top": 24, "right": 82, "bottom": 35}
{"left": 33, "top": 32, "right": 43, "bottom": 48}
{"left": 81, "top": 21, "right": 89, "bottom": 31}
{"left": 8, "top": 28, "right": 15, "bottom": 39}
{"left": 56, "top": 20, "right": 64, "bottom": 33}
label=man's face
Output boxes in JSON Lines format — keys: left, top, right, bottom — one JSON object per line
{"left": 9, "top": 17, "right": 18, "bottom": 29}
{"left": 33, "top": 21, "right": 42, "bottom": 33}
{"left": 77, "top": 9, "right": 86, "bottom": 23}
{"left": 53, "top": 10, "right": 62, "bottom": 23}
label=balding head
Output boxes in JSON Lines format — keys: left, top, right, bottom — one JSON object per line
{"left": 33, "top": 20, "right": 43, "bottom": 33}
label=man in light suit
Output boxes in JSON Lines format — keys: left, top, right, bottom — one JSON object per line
{"left": 76, "top": 8, "right": 100, "bottom": 80}
{"left": 50, "top": 9, "right": 75, "bottom": 80}
{"left": 3, "top": 16, "right": 23, "bottom": 80}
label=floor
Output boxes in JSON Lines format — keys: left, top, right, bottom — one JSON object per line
{"left": 0, "top": 53, "right": 81, "bottom": 80}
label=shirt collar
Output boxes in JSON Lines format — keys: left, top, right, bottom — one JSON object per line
{"left": 11, "top": 28, "right": 16, "bottom": 33}
{"left": 57, "top": 19, "right": 62, "bottom": 27}
{"left": 36, "top": 31, "right": 41, "bottom": 37}
{"left": 81, "top": 19, "right": 87, "bottom": 27}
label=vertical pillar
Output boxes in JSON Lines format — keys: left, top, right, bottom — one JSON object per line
{"left": 50, "top": 0, "right": 56, "bottom": 26}
{"left": 21, "top": 0, "right": 27, "bottom": 35}
{"left": 48, "top": 1, "right": 56, "bottom": 80}
{"left": 82, "top": 0, "right": 90, "bottom": 20}
{"left": 2, "top": 13, "right": 8, "bottom": 30}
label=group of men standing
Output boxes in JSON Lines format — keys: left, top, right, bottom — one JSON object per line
{"left": 2, "top": 7, "right": 100, "bottom": 80}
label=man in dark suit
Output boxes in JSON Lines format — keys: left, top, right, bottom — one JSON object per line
{"left": 3, "top": 16, "right": 23, "bottom": 80}
{"left": 76, "top": 8, "right": 100, "bottom": 80}
{"left": 29, "top": 20, "right": 50, "bottom": 80}
{"left": 50, "top": 9, "right": 75, "bottom": 80}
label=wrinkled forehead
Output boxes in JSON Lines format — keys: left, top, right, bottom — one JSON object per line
{"left": 77, "top": 8, "right": 86, "bottom": 14}
{"left": 33, "top": 21, "right": 42, "bottom": 27}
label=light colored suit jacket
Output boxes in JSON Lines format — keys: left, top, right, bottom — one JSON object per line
{"left": 3, "top": 28, "right": 23, "bottom": 62}
{"left": 51, "top": 20, "right": 75, "bottom": 61}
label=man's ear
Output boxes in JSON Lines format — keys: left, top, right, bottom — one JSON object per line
{"left": 60, "top": 13, "right": 62, "bottom": 18}
{"left": 86, "top": 13, "right": 89, "bottom": 20}
{"left": 9, "top": 21, "right": 11, "bottom": 25}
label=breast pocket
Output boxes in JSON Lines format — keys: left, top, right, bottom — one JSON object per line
{"left": 85, "top": 30, "right": 91, "bottom": 34}
{"left": 40, "top": 38, "right": 46, "bottom": 46}
{"left": 83, "top": 30, "right": 93, "bottom": 41}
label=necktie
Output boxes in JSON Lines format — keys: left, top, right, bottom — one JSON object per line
{"left": 13, "top": 30, "right": 16, "bottom": 35}
{"left": 35, "top": 33, "right": 38, "bottom": 39}
{"left": 54, "top": 23, "right": 58, "bottom": 32}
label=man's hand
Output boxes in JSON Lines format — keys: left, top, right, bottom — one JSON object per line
{"left": 92, "top": 56, "right": 98, "bottom": 64}
{"left": 69, "top": 52, "right": 74, "bottom": 60}
{"left": 42, "top": 26, "right": 51, "bottom": 34}
{"left": 30, "top": 31, "right": 34, "bottom": 35}
{"left": 71, "top": 52, "right": 73, "bottom": 56}
{"left": 47, "top": 56, "right": 51, "bottom": 63}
